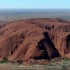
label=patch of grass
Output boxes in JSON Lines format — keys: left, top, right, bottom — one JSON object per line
{"left": 61, "top": 58, "right": 70, "bottom": 70}
{"left": 0, "top": 58, "right": 70, "bottom": 70}
{"left": 43, "top": 58, "right": 70, "bottom": 70}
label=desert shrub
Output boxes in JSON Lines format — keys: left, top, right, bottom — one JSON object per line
{"left": 0, "top": 58, "right": 8, "bottom": 63}
{"left": 17, "top": 60, "right": 22, "bottom": 65}
{"left": 61, "top": 64, "right": 68, "bottom": 70}
{"left": 63, "top": 57, "right": 70, "bottom": 61}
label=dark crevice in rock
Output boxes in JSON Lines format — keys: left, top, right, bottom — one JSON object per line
{"left": 65, "top": 34, "right": 70, "bottom": 54}
{"left": 10, "top": 35, "right": 25, "bottom": 55}
{"left": 46, "top": 25, "right": 54, "bottom": 30}
{"left": 34, "top": 32, "right": 60, "bottom": 60}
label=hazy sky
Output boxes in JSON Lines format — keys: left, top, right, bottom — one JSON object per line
{"left": 0, "top": 0, "right": 69, "bottom": 9}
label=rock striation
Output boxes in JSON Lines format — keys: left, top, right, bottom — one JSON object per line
{"left": 0, "top": 18, "right": 70, "bottom": 64}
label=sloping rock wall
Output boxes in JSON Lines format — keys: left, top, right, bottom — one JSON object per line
{"left": 0, "top": 18, "right": 69, "bottom": 62}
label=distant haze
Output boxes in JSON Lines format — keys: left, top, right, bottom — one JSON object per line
{"left": 0, "top": 9, "right": 70, "bottom": 22}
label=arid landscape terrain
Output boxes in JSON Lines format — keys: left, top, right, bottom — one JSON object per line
{"left": 0, "top": 0, "right": 70, "bottom": 69}
{"left": 0, "top": 18, "right": 70, "bottom": 70}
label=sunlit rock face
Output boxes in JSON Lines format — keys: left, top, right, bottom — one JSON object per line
{"left": 0, "top": 18, "right": 70, "bottom": 62}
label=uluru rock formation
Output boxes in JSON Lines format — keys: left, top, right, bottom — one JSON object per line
{"left": 0, "top": 18, "right": 70, "bottom": 64}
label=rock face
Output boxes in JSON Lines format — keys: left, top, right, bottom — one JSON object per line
{"left": 0, "top": 18, "right": 70, "bottom": 63}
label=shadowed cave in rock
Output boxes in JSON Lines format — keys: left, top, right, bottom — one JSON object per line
{"left": 65, "top": 34, "right": 70, "bottom": 54}
{"left": 34, "top": 32, "right": 60, "bottom": 60}
{"left": 66, "top": 34, "right": 70, "bottom": 43}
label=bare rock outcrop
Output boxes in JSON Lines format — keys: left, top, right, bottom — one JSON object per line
{"left": 0, "top": 18, "right": 70, "bottom": 64}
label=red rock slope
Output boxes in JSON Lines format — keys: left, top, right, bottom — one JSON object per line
{"left": 0, "top": 18, "right": 70, "bottom": 63}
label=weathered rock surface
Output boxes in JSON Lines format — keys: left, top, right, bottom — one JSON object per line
{"left": 0, "top": 18, "right": 70, "bottom": 64}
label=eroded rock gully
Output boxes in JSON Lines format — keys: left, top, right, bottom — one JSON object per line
{"left": 0, "top": 18, "right": 70, "bottom": 64}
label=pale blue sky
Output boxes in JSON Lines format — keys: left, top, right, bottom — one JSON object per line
{"left": 0, "top": 0, "right": 70, "bottom": 9}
